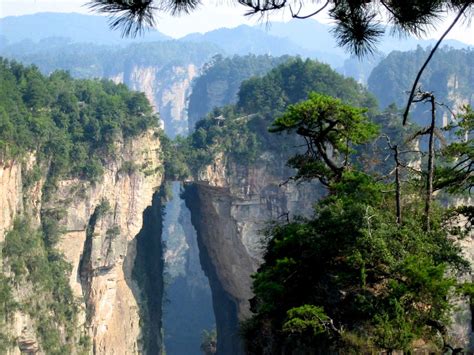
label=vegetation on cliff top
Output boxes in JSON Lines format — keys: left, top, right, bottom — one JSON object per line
{"left": 0, "top": 58, "right": 158, "bottom": 184}
{"left": 168, "top": 49, "right": 473, "bottom": 353}
{"left": 241, "top": 91, "right": 473, "bottom": 353}
{"left": 166, "top": 57, "right": 377, "bottom": 180}
{"left": 187, "top": 54, "right": 290, "bottom": 131}
{"left": 0, "top": 58, "right": 161, "bottom": 353}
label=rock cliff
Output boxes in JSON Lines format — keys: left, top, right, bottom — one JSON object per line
{"left": 110, "top": 64, "right": 198, "bottom": 138}
{"left": 0, "top": 160, "right": 23, "bottom": 243}
{"left": 184, "top": 156, "right": 323, "bottom": 354}
{"left": 0, "top": 129, "right": 164, "bottom": 354}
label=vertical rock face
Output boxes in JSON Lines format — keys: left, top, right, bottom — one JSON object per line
{"left": 451, "top": 197, "right": 474, "bottom": 349}
{"left": 111, "top": 64, "right": 198, "bottom": 137}
{"left": 1, "top": 129, "right": 164, "bottom": 354}
{"left": 1, "top": 154, "right": 44, "bottom": 355}
{"left": 0, "top": 161, "right": 23, "bottom": 243}
{"left": 185, "top": 155, "right": 474, "bottom": 354}
{"left": 58, "top": 129, "right": 163, "bottom": 354}
{"left": 184, "top": 157, "right": 323, "bottom": 354}
{"left": 133, "top": 190, "right": 166, "bottom": 354}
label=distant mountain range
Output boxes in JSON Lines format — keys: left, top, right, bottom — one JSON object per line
{"left": 0, "top": 12, "right": 471, "bottom": 83}
{"left": 0, "top": 12, "right": 170, "bottom": 45}
{"left": 1, "top": 12, "right": 470, "bottom": 59}
{"left": 181, "top": 24, "right": 344, "bottom": 66}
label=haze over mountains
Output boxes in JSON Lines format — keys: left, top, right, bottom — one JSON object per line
{"left": 1, "top": 12, "right": 471, "bottom": 70}
{"left": 2, "top": 11, "right": 472, "bottom": 136}
{"left": 0, "top": 12, "right": 170, "bottom": 45}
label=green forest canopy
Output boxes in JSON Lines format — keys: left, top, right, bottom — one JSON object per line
{"left": 239, "top": 75, "right": 473, "bottom": 354}
{"left": 0, "top": 59, "right": 163, "bottom": 354}
{"left": 167, "top": 57, "right": 377, "bottom": 179}
{"left": 0, "top": 58, "right": 159, "bottom": 183}
{"left": 169, "top": 54, "right": 473, "bottom": 352}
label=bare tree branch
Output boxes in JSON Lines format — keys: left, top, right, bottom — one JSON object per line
{"left": 290, "top": 0, "right": 329, "bottom": 19}
{"left": 402, "top": 2, "right": 471, "bottom": 125}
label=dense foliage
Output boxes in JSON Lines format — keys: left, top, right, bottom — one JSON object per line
{"left": 174, "top": 49, "right": 474, "bottom": 354}
{"left": 270, "top": 93, "right": 378, "bottom": 184}
{"left": 237, "top": 57, "right": 376, "bottom": 115}
{"left": 1, "top": 218, "right": 89, "bottom": 354}
{"left": 0, "top": 58, "right": 160, "bottom": 353}
{"left": 187, "top": 54, "right": 289, "bottom": 131}
{"left": 435, "top": 105, "right": 473, "bottom": 193}
{"left": 0, "top": 58, "right": 158, "bottom": 186}
{"left": 244, "top": 180, "right": 470, "bottom": 352}
{"left": 171, "top": 57, "right": 377, "bottom": 179}
{"left": 242, "top": 91, "right": 473, "bottom": 353}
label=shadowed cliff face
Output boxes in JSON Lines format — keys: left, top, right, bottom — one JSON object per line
{"left": 183, "top": 157, "right": 323, "bottom": 355}
{"left": 132, "top": 190, "right": 166, "bottom": 354}
{"left": 162, "top": 182, "right": 215, "bottom": 355}
{"left": 183, "top": 183, "right": 244, "bottom": 355}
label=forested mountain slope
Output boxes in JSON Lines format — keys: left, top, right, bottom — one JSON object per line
{"left": 187, "top": 54, "right": 290, "bottom": 131}
{"left": 0, "top": 59, "right": 165, "bottom": 354}
{"left": 1, "top": 40, "right": 221, "bottom": 137}
{"left": 178, "top": 53, "right": 473, "bottom": 353}
{"left": 1, "top": 12, "right": 473, "bottom": 355}
{"left": 368, "top": 47, "right": 474, "bottom": 116}
{"left": 173, "top": 57, "right": 380, "bottom": 354}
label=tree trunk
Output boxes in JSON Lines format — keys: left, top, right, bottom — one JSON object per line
{"left": 425, "top": 95, "right": 436, "bottom": 232}
{"left": 394, "top": 145, "right": 402, "bottom": 225}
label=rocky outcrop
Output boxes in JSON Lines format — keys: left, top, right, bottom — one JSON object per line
{"left": 111, "top": 64, "right": 198, "bottom": 138}
{"left": 185, "top": 152, "right": 474, "bottom": 354}
{"left": 1, "top": 129, "right": 164, "bottom": 354}
{"left": 184, "top": 156, "right": 322, "bottom": 354}
{"left": 58, "top": 129, "right": 163, "bottom": 354}
{"left": 0, "top": 160, "right": 23, "bottom": 243}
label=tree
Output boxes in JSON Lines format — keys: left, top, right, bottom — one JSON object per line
{"left": 242, "top": 91, "right": 473, "bottom": 354}
{"left": 269, "top": 92, "right": 378, "bottom": 185}
{"left": 435, "top": 105, "right": 473, "bottom": 194}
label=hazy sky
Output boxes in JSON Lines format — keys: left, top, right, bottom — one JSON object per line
{"left": 1, "top": 0, "right": 473, "bottom": 44}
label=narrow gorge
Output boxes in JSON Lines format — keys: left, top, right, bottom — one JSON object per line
{"left": 1, "top": 34, "right": 473, "bottom": 355}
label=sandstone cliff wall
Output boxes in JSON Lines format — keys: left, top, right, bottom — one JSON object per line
{"left": 110, "top": 64, "right": 197, "bottom": 137}
{"left": 0, "top": 129, "right": 163, "bottom": 354}
{"left": 184, "top": 156, "right": 323, "bottom": 354}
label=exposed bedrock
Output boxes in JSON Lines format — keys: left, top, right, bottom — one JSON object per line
{"left": 1, "top": 129, "right": 164, "bottom": 354}
{"left": 183, "top": 157, "right": 323, "bottom": 354}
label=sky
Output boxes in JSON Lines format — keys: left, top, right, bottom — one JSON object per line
{"left": 1, "top": 0, "right": 473, "bottom": 44}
